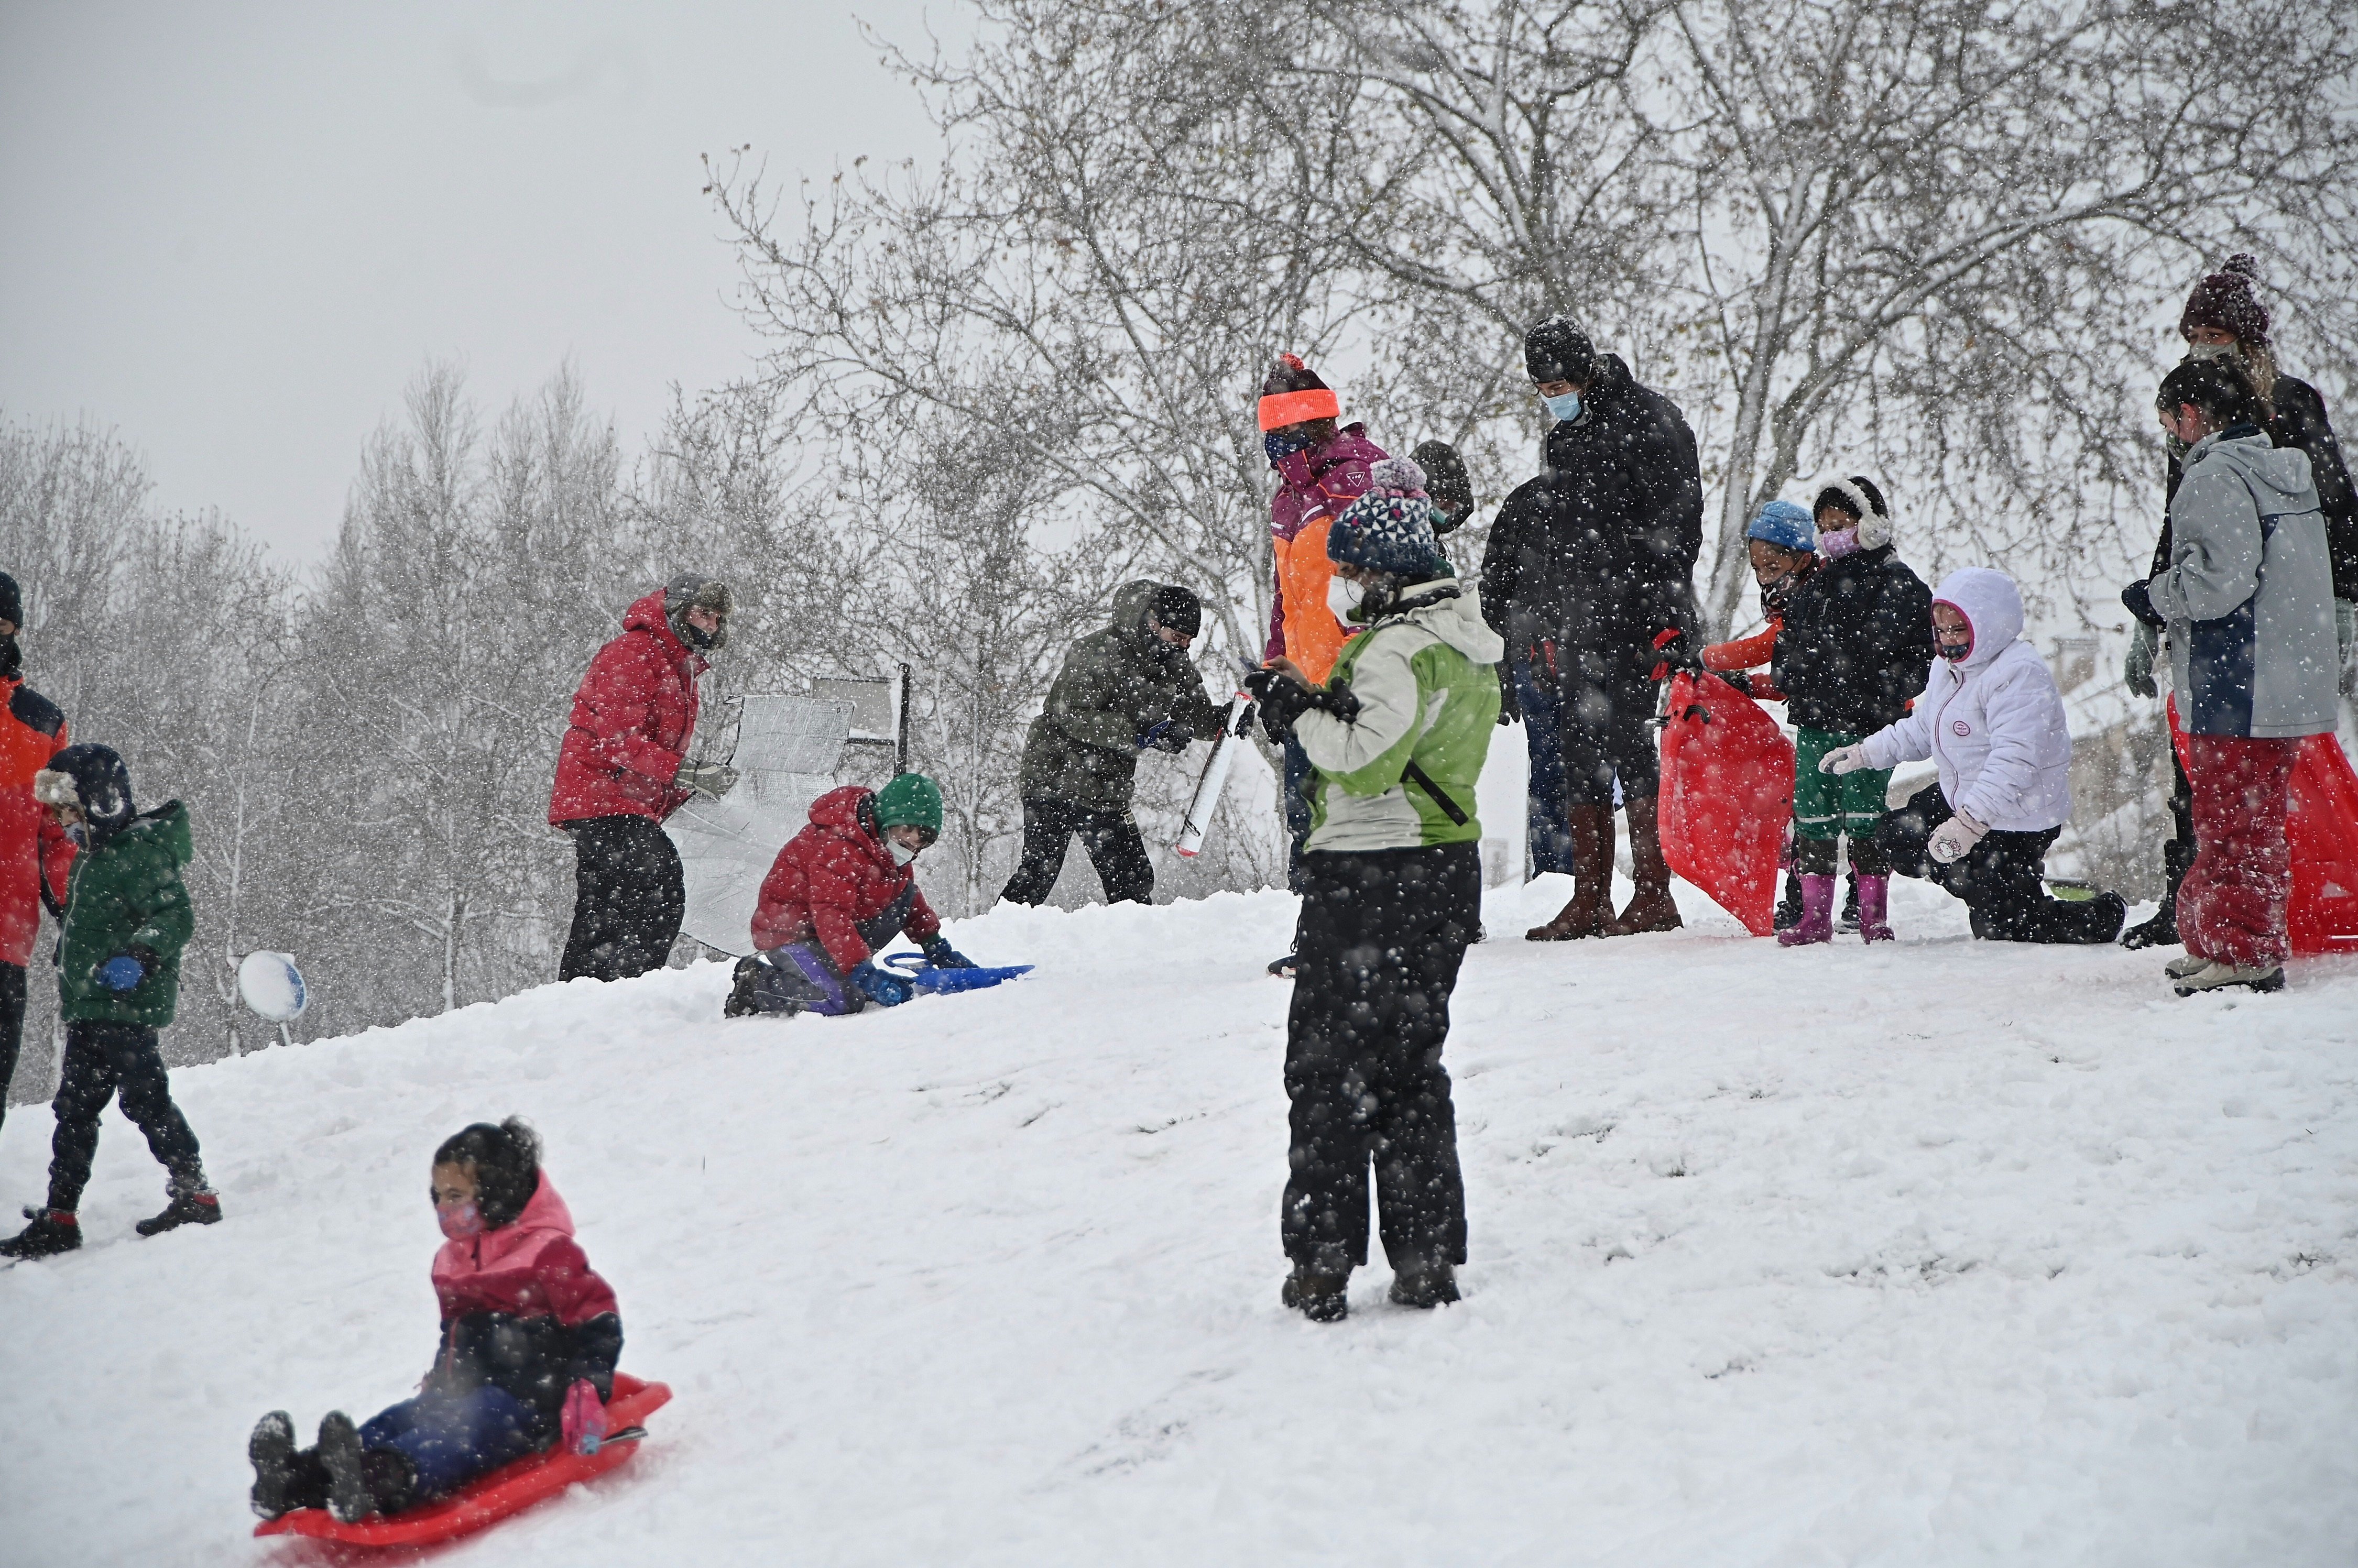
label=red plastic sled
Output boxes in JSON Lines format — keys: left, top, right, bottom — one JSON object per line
{"left": 254, "top": 1374, "right": 672, "bottom": 1549}
{"left": 1657, "top": 670, "right": 1796, "bottom": 936}
{"left": 2165, "top": 698, "right": 2358, "bottom": 954}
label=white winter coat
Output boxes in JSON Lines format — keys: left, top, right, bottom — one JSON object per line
{"left": 1855, "top": 568, "right": 2074, "bottom": 832}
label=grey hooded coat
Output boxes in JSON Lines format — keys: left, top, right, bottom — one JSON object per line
{"left": 2148, "top": 428, "right": 2338, "bottom": 739}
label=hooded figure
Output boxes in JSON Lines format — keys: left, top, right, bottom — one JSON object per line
{"left": 550, "top": 580, "right": 735, "bottom": 983}
{"left": 1824, "top": 570, "right": 2125, "bottom": 945}
{"left": 1002, "top": 582, "right": 1224, "bottom": 909}
{"left": 1244, "top": 457, "right": 1501, "bottom": 1323}
{"left": 2, "top": 744, "right": 216, "bottom": 1260}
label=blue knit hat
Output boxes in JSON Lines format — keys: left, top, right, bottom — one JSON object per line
{"left": 1328, "top": 457, "right": 1442, "bottom": 577}
{"left": 1745, "top": 499, "right": 1815, "bottom": 553}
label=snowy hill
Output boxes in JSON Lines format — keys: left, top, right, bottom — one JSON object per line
{"left": 4, "top": 880, "right": 2356, "bottom": 1566}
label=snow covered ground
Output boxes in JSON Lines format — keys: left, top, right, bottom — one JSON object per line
{"left": 4, "top": 876, "right": 2355, "bottom": 1566}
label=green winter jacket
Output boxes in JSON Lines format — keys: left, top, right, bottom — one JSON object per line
{"left": 1298, "top": 576, "right": 1503, "bottom": 852}
{"left": 56, "top": 801, "right": 195, "bottom": 1027}
{"left": 1019, "top": 580, "right": 1227, "bottom": 811}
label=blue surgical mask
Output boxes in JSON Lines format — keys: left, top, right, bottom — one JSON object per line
{"left": 1542, "top": 390, "right": 1582, "bottom": 423}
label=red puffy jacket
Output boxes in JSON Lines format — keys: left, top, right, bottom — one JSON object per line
{"left": 549, "top": 589, "right": 705, "bottom": 826}
{"left": 0, "top": 678, "right": 74, "bottom": 969}
{"left": 751, "top": 785, "right": 942, "bottom": 973}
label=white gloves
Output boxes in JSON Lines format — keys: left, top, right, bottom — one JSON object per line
{"left": 1818, "top": 744, "right": 1869, "bottom": 776}
{"left": 1928, "top": 809, "right": 1989, "bottom": 865}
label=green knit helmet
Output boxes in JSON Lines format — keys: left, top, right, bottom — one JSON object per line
{"left": 872, "top": 773, "right": 944, "bottom": 836}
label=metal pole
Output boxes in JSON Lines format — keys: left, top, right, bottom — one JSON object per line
{"left": 896, "top": 662, "right": 912, "bottom": 774}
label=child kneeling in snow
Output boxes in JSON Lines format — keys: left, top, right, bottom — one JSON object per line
{"left": 248, "top": 1118, "right": 622, "bottom": 1524}
{"left": 1819, "top": 568, "right": 2126, "bottom": 944}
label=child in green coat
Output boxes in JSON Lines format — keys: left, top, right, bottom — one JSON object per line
{"left": 0, "top": 744, "right": 216, "bottom": 1258}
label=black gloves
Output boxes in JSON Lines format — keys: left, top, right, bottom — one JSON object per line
{"left": 1496, "top": 664, "right": 1521, "bottom": 726}
{"left": 2121, "top": 580, "right": 2166, "bottom": 631}
{"left": 1141, "top": 721, "right": 1194, "bottom": 754}
{"left": 1245, "top": 670, "right": 1359, "bottom": 742}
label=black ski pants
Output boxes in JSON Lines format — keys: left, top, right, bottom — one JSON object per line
{"left": 46, "top": 1019, "right": 203, "bottom": 1213}
{"left": 1552, "top": 646, "right": 1659, "bottom": 809}
{"left": 559, "top": 815, "right": 685, "bottom": 982}
{"left": 1283, "top": 841, "right": 1478, "bottom": 1276}
{"left": 1877, "top": 784, "right": 2118, "bottom": 944}
{"left": 999, "top": 798, "right": 1154, "bottom": 907}
{"left": 0, "top": 961, "right": 24, "bottom": 1135}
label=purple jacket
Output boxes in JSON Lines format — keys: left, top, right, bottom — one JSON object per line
{"left": 1265, "top": 423, "right": 1387, "bottom": 663}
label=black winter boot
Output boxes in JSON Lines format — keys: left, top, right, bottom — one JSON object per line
{"left": 724, "top": 956, "right": 765, "bottom": 1017}
{"left": 1388, "top": 1259, "right": 1460, "bottom": 1310}
{"left": 317, "top": 1412, "right": 376, "bottom": 1523}
{"left": 1281, "top": 1265, "right": 1349, "bottom": 1323}
{"left": 1773, "top": 874, "right": 1803, "bottom": 932}
{"left": 1837, "top": 873, "right": 1861, "bottom": 933}
{"left": 249, "top": 1411, "right": 328, "bottom": 1520}
{"left": 137, "top": 1177, "right": 222, "bottom": 1237}
{"left": 0, "top": 1207, "right": 80, "bottom": 1259}
{"left": 2122, "top": 840, "right": 2194, "bottom": 949}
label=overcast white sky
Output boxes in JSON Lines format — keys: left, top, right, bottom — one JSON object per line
{"left": 1, "top": 0, "right": 962, "bottom": 560}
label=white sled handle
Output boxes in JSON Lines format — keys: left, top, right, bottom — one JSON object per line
{"left": 1175, "top": 690, "right": 1253, "bottom": 857}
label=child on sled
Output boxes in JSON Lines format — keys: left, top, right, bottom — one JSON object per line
{"left": 248, "top": 1118, "right": 623, "bottom": 1525}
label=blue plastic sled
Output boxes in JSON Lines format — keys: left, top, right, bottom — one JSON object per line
{"left": 882, "top": 953, "right": 1034, "bottom": 995}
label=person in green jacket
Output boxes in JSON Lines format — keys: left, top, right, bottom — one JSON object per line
{"left": 999, "top": 581, "right": 1225, "bottom": 907}
{"left": 1245, "top": 455, "right": 1502, "bottom": 1323}
{"left": 0, "top": 744, "right": 216, "bottom": 1259}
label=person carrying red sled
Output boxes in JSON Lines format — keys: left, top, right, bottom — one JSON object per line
{"left": 1, "top": 744, "right": 215, "bottom": 1258}
{"left": 1819, "top": 569, "right": 2126, "bottom": 944}
{"left": 2121, "top": 356, "right": 2340, "bottom": 995}
{"left": 248, "top": 1117, "right": 623, "bottom": 1525}
{"left": 726, "top": 773, "right": 975, "bottom": 1017}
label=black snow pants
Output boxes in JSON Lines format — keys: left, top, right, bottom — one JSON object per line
{"left": 998, "top": 798, "right": 1154, "bottom": 907}
{"left": 1877, "top": 785, "right": 2119, "bottom": 944}
{"left": 1551, "top": 646, "right": 1660, "bottom": 808}
{"left": 1282, "top": 841, "right": 1479, "bottom": 1276}
{"left": 0, "top": 961, "right": 24, "bottom": 1135}
{"left": 559, "top": 815, "right": 685, "bottom": 982}
{"left": 46, "top": 1019, "right": 204, "bottom": 1212}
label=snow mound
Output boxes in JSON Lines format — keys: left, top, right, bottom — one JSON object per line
{"left": 5, "top": 880, "right": 2356, "bottom": 1565}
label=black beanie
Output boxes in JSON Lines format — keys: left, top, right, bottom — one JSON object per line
{"left": 1524, "top": 315, "right": 1595, "bottom": 385}
{"left": 1151, "top": 585, "right": 1202, "bottom": 638}
{"left": 1410, "top": 442, "right": 1474, "bottom": 530}
{"left": 0, "top": 571, "right": 19, "bottom": 629}
{"left": 42, "top": 743, "right": 135, "bottom": 838}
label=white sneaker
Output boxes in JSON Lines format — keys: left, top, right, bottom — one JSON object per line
{"left": 2172, "top": 960, "right": 2285, "bottom": 996}
{"left": 2164, "top": 952, "right": 2208, "bottom": 979}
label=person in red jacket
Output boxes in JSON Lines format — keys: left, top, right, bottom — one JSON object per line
{"left": 726, "top": 775, "right": 973, "bottom": 1017}
{"left": 0, "top": 572, "right": 74, "bottom": 1135}
{"left": 247, "top": 1117, "right": 623, "bottom": 1524}
{"left": 550, "top": 576, "right": 737, "bottom": 983}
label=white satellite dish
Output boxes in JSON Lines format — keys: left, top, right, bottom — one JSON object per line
{"left": 237, "top": 951, "right": 307, "bottom": 1022}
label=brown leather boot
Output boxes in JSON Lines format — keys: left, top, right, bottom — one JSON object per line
{"left": 1526, "top": 805, "right": 1614, "bottom": 940}
{"left": 1604, "top": 793, "right": 1683, "bottom": 936}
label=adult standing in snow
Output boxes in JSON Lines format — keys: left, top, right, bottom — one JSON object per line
{"left": 1483, "top": 316, "right": 1705, "bottom": 942}
{"left": 1245, "top": 456, "right": 1501, "bottom": 1323}
{"left": 728, "top": 774, "right": 971, "bottom": 1017}
{"left": 1000, "top": 583, "right": 1224, "bottom": 909}
{"left": 2121, "top": 358, "right": 2338, "bottom": 995}
{"left": 2123, "top": 257, "right": 2358, "bottom": 948}
{"left": 2, "top": 745, "right": 216, "bottom": 1258}
{"left": 1821, "top": 569, "right": 2128, "bottom": 945}
{"left": 0, "top": 571, "right": 74, "bottom": 1137}
{"left": 1258, "top": 356, "right": 1388, "bottom": 974}
{"left": 550, "top": 576, "right": 737, "bottom": 983}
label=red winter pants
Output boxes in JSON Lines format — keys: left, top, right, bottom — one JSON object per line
{"left": 2178, "top": 733, "right": 2300, "bottom": 968}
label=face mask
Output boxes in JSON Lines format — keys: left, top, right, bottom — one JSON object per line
{"left": 1937, "top": 626, "right": 1973, "bottom": 661}
{"left": 1542, "top": 390, "right": 1582, "bottom": 423}
{"left": 1818, "top": 527, "right": 1861, "bottom": 561}
{"left": 1264, "top": 431, "right": 1312, "bottom": 464}
{"left": 437, "top": 1202, "right": 483, "bottom": 1241}
{"left": 2186, "top": 341, "right": 2238, "bottom": 363}
{"left": 1761, "top": 576, "right": 1795, "bottom": 615}
{"left": 1327, "top": 575, "right": 1366, "bottom": 623}
{"left": 888, "top": 839, "right": 919, "bottom": 867}
{"left": 0, "top": 635, "right": 17, "bottom": 681}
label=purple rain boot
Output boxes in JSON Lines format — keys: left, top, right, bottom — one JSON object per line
{"left": 1856, "top": 873, "right": 1894, "bottom": 942}
{"left": 1776, "top": 874, "right": 1836, "bottom": 947}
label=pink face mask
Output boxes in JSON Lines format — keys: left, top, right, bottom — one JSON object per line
{"left": 1818, "top": 526, "right": 1862, "bottom": 560}
{"left": 437, "top": 1202, "right": 483, "bottom": 1241}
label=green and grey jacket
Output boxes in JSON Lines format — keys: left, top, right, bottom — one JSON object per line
{"left": 1298, "top": 576, "right": 1503, "bottom": 852}
{"left": 56, "top": 800, "right": 195, "bottom": 1027}
{"left": 1019, "top": 580, "right": 1227, "bottom": 812}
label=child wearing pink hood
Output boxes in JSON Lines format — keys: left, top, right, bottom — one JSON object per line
{"left": 246, "top": 1118, "right": 623, "bottom": 1524}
